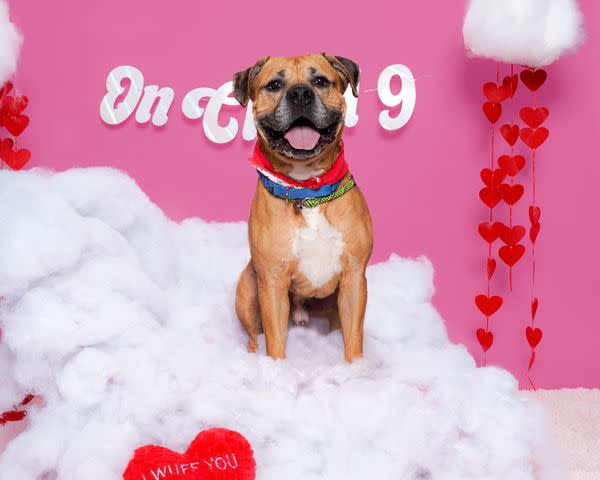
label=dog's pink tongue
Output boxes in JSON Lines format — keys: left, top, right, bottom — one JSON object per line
{"left": 284, "top": 125, "right": 320, "bottom": 150}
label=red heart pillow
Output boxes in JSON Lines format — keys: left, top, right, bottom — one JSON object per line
{"left": 123, "top": 428, "right": 255, "bottom": 480}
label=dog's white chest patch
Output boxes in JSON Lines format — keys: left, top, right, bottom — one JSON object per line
{"left": 292, "top": 207, "right": 344, "bottom": 289}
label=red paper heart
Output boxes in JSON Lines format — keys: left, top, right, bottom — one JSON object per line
{"left": 530, "top": 222, "right": 541, "bottom": 243}
{"left": 482, "top": 102, "right": 502, "bottom": 124}
{"left": 520, "top": 127, "right": 549, "bottom": 150}
{"left": 4, "top": 113, "right": 29, "bottom": 137}
{"left": 531, "top": 297, "right": 539, "bottom": 320}
{"left": 0, "top": 138, "right": 31, "bottom": 170}
{"left": 487, "top": 258, "right": 496, "bottom": 279}
{"left": 480, "top": 168, "right": 506, "bottom": 188}
{"left": 520, "top": 69, "right": 547, "bottom": 92}
{"left": 500, "top": 124, "right": 520, "bottom": 146}
{"left": 476, "top": 328, "right": 493, "bottom": 352}
{"left": 123, "top": 429, "right": 255, "bottom": 480}
{"left": 479, "top": 187, "right": 501, "bottom": 208}
{"left": 498, "top": 183, "right": 524, "bottom": 205}
{"left": 483, "top": 82, "right": 511, "bottom": 104}
{"left": 529, "top": 205, "right": 541, "bottom": 225}
{"left": 478, "top": 221, "right": 505, "bottom": 243}
{"left": 520, "top": 107, "right": 549, "bottom": 129}
{"left": 498, "top": 155, "right": 525, "bottom": 177}
{"left": 526, "top": 326, "right": 543, "bottom": 349}
{"left": 499, "top": 244, "right": 525, "bottom": 267}
{"left": 0, "top": 81, "right": 13, "bottom": 98}
{"left": 504, "top": 74, "right": 518, "bottom": 98}
{"left": 475, "top": 294, "right": 503, "bottom": 317}
{"left": 3, "top": 94, "right": 29, "bottom": 115}
{"left": 499, "top": 225, "right": 526, "bottom": 246}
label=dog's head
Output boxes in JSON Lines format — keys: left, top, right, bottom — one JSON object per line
{"left": 233, "top": 54, "right": 359, "bottom": 161}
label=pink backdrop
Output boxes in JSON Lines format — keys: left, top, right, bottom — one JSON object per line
{"left": 7, "top": 0, "right": 600, "bottom": 388}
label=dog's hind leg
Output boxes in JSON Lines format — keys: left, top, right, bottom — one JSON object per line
{"left": 235, "top": 261, "right": 261, "bottom": 352}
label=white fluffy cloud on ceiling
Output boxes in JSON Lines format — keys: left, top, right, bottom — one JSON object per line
{"left": 0, "top": 0, "right": 21, "bottom": 85}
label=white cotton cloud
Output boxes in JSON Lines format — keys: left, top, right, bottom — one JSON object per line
{"left": 0, "top": 168, "right": 565, "bottom": 479}
{"left": 463, "top": 0, "right": 584, "bottom": 67}
{"left": 0, "top": 0, "right": 21, "bottom": 85}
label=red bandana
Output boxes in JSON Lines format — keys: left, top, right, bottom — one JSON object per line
{"left": 248, "top": 142, "right": 348, "bottom": 189}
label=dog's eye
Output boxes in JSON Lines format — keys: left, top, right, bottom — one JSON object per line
{"left": 313, "top": 76, "right": 331, "bottom": 88}
{"left": 265, "top": 80, "right": 283, "bottom": 92}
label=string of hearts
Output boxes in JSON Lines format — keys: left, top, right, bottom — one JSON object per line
{"left": 0, "top": 81, "right": 31, "bottom": 170}
{"left": 477, "top": 65, "right": 548, "bottom": 387}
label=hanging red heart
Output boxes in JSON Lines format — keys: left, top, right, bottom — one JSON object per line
{"left": 483, "top": 82, "right": 511, "bottom": 103}
{"left": 520, "top": 69, "right": 547, "bottom": 92}
{"left": 529, "top": 205, "right": 541, "bottom": 225}
{"left": 478, "top": 221, "right": 505, "bottom": 243}
{"left": 479, "top": 187, "right": 501, "bottom": 208}
{"left": 480, "top": 168, "right": 506, "bottom": 188}
{"left": 530, "top": 222, "right": 541, "bottom": 243}
{"left": 3, "top": 113, "right": 30, "bottom": 137}
{"left": 499, "top": 225, "right": 526, "bottom": 246}
{"left": 504, "top": 74, "right": 518, "bottom": 98}
{"left": 531, "top": 297, "right": 539, "bottom": 320}
{"left": 122, "top": 428, "right": 256, "bottom": 480}
{"left": 526, "top": 326, "right": 543, "bottom": 349}
{"left": 0, "top": 138, "right": 31, "bottom": 170}
{"left": 482, "top": 102, "right": 502, "bottom": 124}
{"left": 528, "top": 350, "right": 536, "bottom": 370}
{"left": 520, "top": 128, "right": 549, "bottom": 149}
{"left": 498, "top": 155, "right": 526, "bottom": 177}
{"left": 476, "top": 328, "right": 494, "bottom": 352}
{"left": 500, "top": 124, "right": 520, "bottom": 146}
{"left": 497, "top": 183, "right": 524, "bottom": 205}
{"left": 499, "top": 244, "right": 525, "bottom": 267}
{"left": 519, "top": 107, "right": 549, "bottom": 129}
{"left": 2, "top": 94, "right": 29, "bottom": 115}
{"left": 487, "top": 258, "right": 496, "bottom": 280}
{"left": 475, "top": 294, "right": 503, "bottom": 317}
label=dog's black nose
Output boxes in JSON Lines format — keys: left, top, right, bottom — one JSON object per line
{"left": 287, "top": 85, "right": 314, "bottom": 108}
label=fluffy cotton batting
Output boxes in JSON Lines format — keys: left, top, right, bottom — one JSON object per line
{"left": 463, "top": 0, "right": 584, "bottom": 67}
{"left": 0, "top": 168, "right": 564, "bottom": 479}
{"left": 0, "top": 0, "right": 21, "bottom": 86}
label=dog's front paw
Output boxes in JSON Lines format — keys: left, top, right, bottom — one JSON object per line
{"left": 291, "top": 304, "right": 310, "bottom": 327}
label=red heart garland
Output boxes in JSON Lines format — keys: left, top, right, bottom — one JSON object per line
{"left": 520, "top": 69, "right": 547, "bottom": 92}
{"left": 475, "top": 294, "right": 503, "bottom": 317}
{"left": 531, "top": 297, "right": 539, "bottom": 320}
{"left": 499, "top": 225, "right": 526, "bottom": 246}
{"left": 526, "top": 326, "right": 543, "bottom": 349}
{"left": 498, "top": 155, "right": 526, "bottom": 177}
{"left": 530, "top": 222, "right": 541, "bottom": 243}
{"left": 483, "top": 82, "right": 511, "bottom": 104}
{"left": 0, "top": 138, "right": 31, "bottom": 170}
{"left": 520, "top": 127, "right": 549, "bottom": 149}
{"left": 499, "top": 244, "right": 525, "bottom": 267}
{"left": 476, "top": 328, "right": 494, "bottom": 352}
{"left": 529, "top": 205, "right": 541, "bottom": 225}
{"left": 500, "top": 124, "right": 520, "bottom": 146}
{"left": 480, "top": 168, "right": 506, "bottom": 188}
{"left": 519, "top": 107, "right": 549, "bottom": 129}
{"left": 478, "top": 221, "right": 505, "bottom": 243}
{"left": 482, "top": 102, "right": 502, "bottom": 124}
{"left": 487, "top": 258, "right": 496, "bottom": 279}
{"left": 497, "top": 183, "right": 524, "bottom": 205}
{"left": 479, "top": 187, "right": 501, "bottom": 208}
{"left": 123, "top": 429, "right": 256, "bottom": 480}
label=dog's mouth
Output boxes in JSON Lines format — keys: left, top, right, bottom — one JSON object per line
{"left": 259, "top": 115, "right": 341, "bottom": 160}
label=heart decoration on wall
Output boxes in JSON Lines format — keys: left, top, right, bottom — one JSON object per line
{"left": 122, "top": 429, "right": 256, "bottom": 480}
{"left": 0, "top": 81, "right": 31, "bottom": 170}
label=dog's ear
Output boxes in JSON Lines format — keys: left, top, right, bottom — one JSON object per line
{"left": 232, "top": 56, "right": 270, "bottom": 107}
{"left": 322, "top": 54, "right": 360, "bottom": 97}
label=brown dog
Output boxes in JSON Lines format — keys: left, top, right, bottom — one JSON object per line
{"left": 233, "top": 54, "right": 372, "bottom": 362}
